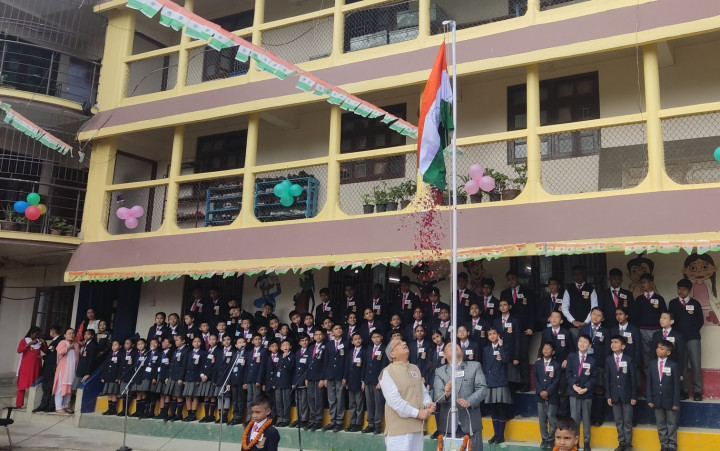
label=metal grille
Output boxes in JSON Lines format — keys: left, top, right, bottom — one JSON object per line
{"left": 253, "top": 165, "right": 327, "bottom": 222}
{"left": 176, "top": 175, "right": 243, "bottom": 229}
{"left": 105, "top": 185, "right": 167, "bottom": 235}
{"left": 186, "top": 41, "right": 251, "bottom": 86}
{"left": 663, "top": 112, "right": 720, "bottom": 184}
{"left": 126, "top": 52, "right": 179, "bottom": 97}
{"left": 430, "top": 0, "right": 525, "bottom": 34}
{"left": 454, "top": 140, "right": 525, "bottom": 203}
{"left": 344, "top": 0, "right": 417, "bottom": 52}
{"left": 540, "top": 122, "right": 648, "bottom": 195}
{"left": 262, "top": 15, "right": 333, "bottom": 64}
{"left": 339, "top": 152, "right": 417, "bottom": 215}
{"left": 540, "top": 0, "right": 591, "bottom": 11}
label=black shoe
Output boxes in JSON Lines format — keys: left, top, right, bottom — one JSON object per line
{"left": 117, "top": 409, "right": 126, "bottom": 417}
{"left": 32, "top": 407, "right": 44, "bottom": 413}
{"left": 171, "top": 414, "right": 183, "bottom": 422}
{"left": 362, "top": 426, "right": 374, "bottom": 433}
{"left": 102, "top": 409, "right": 112, "bottom": 416}
{"left": 310, "top": 422, "right": 322, "bottom": 431}
{"left": 323, "top": 423, "right": 335, "bottom": 431}
{"left": 430, "top": 430, "right": 440, "bottom": 439}
{"left": 333, "top": 424, "right": 343, "bottom": 432}
{"left": 128, "top": 411, "right": 140, "bottom": 418}
{"left": 184, "top": 412, "right": 197, "bottom": 422}
{"left": 584, "top": 444, "right": 591, "bottom": 451}
{"left": 488, "top": 437, "right": 497, "bottom": 444}
{"left": 303, "top": 422, "right": 312, "bottom": 430}
{"left": 289, "top": 421, "right": 299, "bottom": 428}
{"left": 680, "top": 393, "right": 689, "bottom": 400}
{"left": 373, "top": 429, "right": 382, "bottom": 435}
{"left": 495, "top": 437, "right": 505, "bottom": 444}
{"left": 694, "top": 394, "right": 703, "bottom": 401}
{"left": 614, "top": 446, "right": 624, "bottom": 451}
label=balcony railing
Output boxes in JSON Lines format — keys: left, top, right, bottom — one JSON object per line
{"left": 0, "top": 177, "right": 85, "bottom": 237}
{"left": 0, "top": 39, "right": 100, "bottom": 105}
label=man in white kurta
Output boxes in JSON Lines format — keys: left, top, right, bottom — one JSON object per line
{"left": 379, "top": 339, "right": 435, "bottom": 451}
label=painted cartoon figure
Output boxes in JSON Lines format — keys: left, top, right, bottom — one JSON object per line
{"left": 627, "top": 256, "right": 656, "bottom": 299}
{"left": 293, "top": 271, "right": 315, "bottom": 314}
{"left": 682, "top": 253, "right": 720, "bottom": 326}
{"left": 463, "top": 260, "right": 487, "bottom": 297}
{"left": 253, "top": 274, "right": 281, "bottom": 309}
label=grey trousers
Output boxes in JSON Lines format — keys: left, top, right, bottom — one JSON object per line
{"left": 537, "top": 401, "right": 558, "bottom": 443}
{"left": 364, "top": 384, "right": 385, "bottom": 428}
{"left": 273, "top": 388, "right": 291, "bottom": 423}
{"left": 348, "top": 389, "right": 365, "bottom": 425}
{"left": 655, "top": 408, "right": 678, "bottom": 450}
{"left": 640, "top": 329, "right": 656, "bottom": 370}
{"left": 295, "top": 386, "right": 309, "bottom": 422}
{"left": 246, "top": 384, "right": 261, "bottom": 416}
{"left": 612, "top": 402, "right": 634, "bottom": 446}
{"left": 327, "top": 379, "right": 345, "bottom": 424}
{"left": 307, "top": 380, "right": 323, "bottom": 423}
{"left": 683, "top": 339, "right": 703, "bottom": 396}
{"left": 570, "top": 397, "right": 592, "bottom": 445}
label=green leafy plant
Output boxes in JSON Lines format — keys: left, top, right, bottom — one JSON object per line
{"left": 360, "top": 193, "right": 373, "bottom": 205}
{"left": 372, "top": 182, "right": 389, "bottom": 205}
{"left": 400, "top": 180, "right": 417, "bottom": 200}
{"left": 508, "top": 162, "right": 527, "bottom": 189}
{"left": 388, "top": 185, "right": 404, "bottom": 203}
{"left": 2, "top": 205, "right": 16, "bottom": 222}
{"left": 49, "top": 216, "right": 69, "bottom": 231}
{"left": 484, "top": 169, "right": 509, "bottom": 192}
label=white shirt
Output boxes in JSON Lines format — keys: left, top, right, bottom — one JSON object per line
{"left": 561, "top": 284, "right": 598, "bottom": 323}
{"left": 379, "top": 363, "right": 432, "bottom": 420}
{"left": 250, "top": 418, "right": 268, "bottom": 441}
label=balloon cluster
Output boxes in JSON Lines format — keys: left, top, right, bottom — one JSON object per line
{"left": 13, "top": 193, "right": 46, "bottom": 221}
{"left": 714, "top": 146, "right": 720, "bottom": 163}
{"left": 464, "top": 164, "right": 496, "bottom": 195}
{"left": 116, "top": 205, "right": 145, "bottom": 229}
{"left": 273, "top": 180, "right": 303, "bottom": 207}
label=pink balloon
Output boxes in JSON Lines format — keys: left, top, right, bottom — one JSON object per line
{"left": 468, "top": 163, "right": 484, "bottom": 181}
{"left": 125, "top": 217, "right": 139, "bottom": 229}
{"left": 25, "top": 205, "right": 41, "bottom": 221}
{"left": 129, "top": 205, "right": 145, "bottom": 218}
{"left": 464, "top": 179, "right": 480, "bottom": 195}
{"left": 479, "top": 175, "right": 496, "bottom": 192}
{"left": 116, "top": 207, "right": 130, "bottom": 220}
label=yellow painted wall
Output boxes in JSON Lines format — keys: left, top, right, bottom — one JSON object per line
{"left": 256, "top": 107, "right": 331, "bottom": 165}
{"left": 659, "top": 38, "right": 720, "bottom": 109}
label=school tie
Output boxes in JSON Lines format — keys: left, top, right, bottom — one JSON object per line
{"left": 473, "top": 319, "right": 478, "bottom": 327}
{"left": 616, "top": 356, "right": 620, "bottom": 370}
{"left": 577, "top": 283, "right": 583, "bottom": 291}
{"left": 663, "top": 330, "right": 668, "bottom": 340}
{"left": 204, "top": 335, "right": 209, "bottom": 348}
{"left": 612, "top": 290, "right": 619, "bottom": 307}
{"left": 578, "top": 354, "right": 585, "bottom": 377}
{"left": 485, "top": 297, "right": 490, "bottom": 309}
{"left": 659, "top": 359, "right": 664, "bottom": 380}
{"left": 335, "top": 340, "right": 339, "bottom": 351}
{"left": 253, "top": 423, "right": 259, "bottom": 433}
{"left": 646, "top": 293, "right": 651, "bottom": 301}
{"left": 682, "top": 298, "right": 687, "bottom": 307}
{"left": 553, "top": 329, "right": 558, "bottom": 338}
{"left": 373, "top": 345, "right": 378, "bottom": 356}
{"left": 551, "top": 295, "right": 556, "bottom": 310}
{"left": 512, "top": 289, "right": 517, "bottom": 303}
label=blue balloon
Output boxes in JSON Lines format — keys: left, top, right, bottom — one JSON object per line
{"left": 13, "top": 200, "right": 28, "bottom": 214}
{"left": 714, "top": 146, "right": 720, "bottom": 163}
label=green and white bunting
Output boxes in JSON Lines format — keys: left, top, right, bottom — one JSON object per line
{"left": 296, "top": 75, "right": 316, "bottom": 92}
{"left": 313, "top": 81, "right": 333, "bottom": 97}
{"left": 0, "top": 100, "right": 76, "bottom": 160}
{"left": 381, "top": 114, "right": 397, "bottom": 124}
{"left": 327, "top": 91, "right": 347, "bottom": 105}
{"left": 354, "top": 103, "right": 373, "bottom": 117}
{"left": 126, "top": 0, "right": 166, "bottom": 18}
{"left": 208, "top": 30, "right": 236, "bottom": 51}
{"left": 184, "top": 17, "right": 215, "bottom": 41}
{"left": 158, "top": 4, "right": 190, "bottom": 30}
{"left": 235, "top": 44, "right": 252, "bottom": 63}
{"left": 340, "top": 96, "right": 360, "bottom": 112}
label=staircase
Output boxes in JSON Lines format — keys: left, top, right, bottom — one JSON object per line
{"left": 0, "top": 373, "right": 16, "bottom": 410}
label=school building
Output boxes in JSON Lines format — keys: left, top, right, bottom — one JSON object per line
{"left": 2, "top": 0, "right": 720, "bottom": 448}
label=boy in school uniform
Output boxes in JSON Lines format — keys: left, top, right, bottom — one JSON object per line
{"left": 74, "top": 329, "right": 99, "bottom": 390}
{"left": 605, "top": 335, "right": 637, "bottom": 451}
{"left": 566, "top": 334, "right": 597, "bottom": 451}
{"left": 501, "top": 269, "right": 536, "bottom": 392}
{"left": 244, "top": 333, "right": 268, "bottom": 423}
{"left": 668, "top": 279, "right": 704, "bottom": 401}
{"left": 289, "top": 311, "right": 303, "bottom": 336}
{"left": 425, "top": 286, "right": 449, "bottom": 323}
{"left": 646, "top": 340, "right": 681, "bottom": 451}
{"left": 368, "top": 283, "right": 389, "bottom": 326}
{"left": 562, "top": 265, "right": 598, "bottom": 343}
{"left": 434, "top": 306, "right": 453, "bottom": 340}
{"left": 361, "top": 330, "right": 388, "bottom": 434}
{"left": 228, "top": 337, "right": 247, "bottom": 425}
{"left": 274, "top": 340, "right": 295, "bottom": 427}
{"left": 315, "top": 288, "right": 336, "bottom": 327}
{"left": 263, "top": 341, "right": 281, "bottom": 422}
{"left": 306, "top": 329, "right": 327, "bottom": 431}
{"left": 290, "top": 334, "right": 311, "bottom": 429}
{"left": 539, "top": 311, "right": 573, "bottom": 417}
{"left": 358, "top": 308, "right": 384, "bottom": 344}
{"left": 534, "top": 342, "right": 562, "bottom": 450}
{"left": 650, "top": 313, "right": 685, "bottom": 381}
{"left": 554, "top": 417, "right": 581, "bottom": 451}
{"left": 539, "top": 277, "right": 567, "bottom": 330}
{"left": 598, "top": 269, "right": 634, "bottom": 330}
{"left": 302, "top": 313, "right": 317, "bottom": 337}
{"left": 609, "top": 307, "right": 641, "bottom": 368}
{"left": 322, "top": 324, "right": 347, "bottom": 432}
{"left": 167, "top": 313, "right": 181, "bottom": 337}
{"left": 242, "top": 395, "right": 280, "bottom": 451}
{"left": 385, "top": 314, "right": 403, "bottom": 344}
{"left": 199, "top": 322, "right": 212, "bottom": 350}
{"left": 579, "top": 308, "right": 610, "bottom": 426}
{"left": 467, "top": 302, "right": 491, "bottom": 351}
{"left": 480, "top": 278, "right": 501, "bottom": 322}
{"left": 394, "top": 275, "right": 420, "bottom": 325}
{"left": 344, "top": 312, "right": 360, "bottom": 342}
{"left": 340, "top": 284, "right": 364, "bottom": 324}
{"left": 343, "top": 332, "right": 365, "bottom": 432}
{"left": 457, "top": 272, "right": 480, "bottom": 325}
{"left": 632, "top": 273, "right": 666, "bottom": 371}
{"left": 404, "top": 306, "right": 428, "bottom": 343}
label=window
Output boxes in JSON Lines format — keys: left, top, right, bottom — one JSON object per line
{"left": 32, "top": 286, "right": 75, "bottom": 339}
{"left": 507, "top": 72, "right": 600, "bottom": 162}
{"left": 182, "top": 275, "right": 244, "bottom": 312}
{"left": 340, "top": 103, "right": 407, "bottom": 183}
{"left": 509, "top": 254, "right": 607, "bottom": 299}
{"left": 195, "top": 130, "right": 247, "bottom": 173}
{"left": 202, "top": 10, "right": 254, "bottom": 82}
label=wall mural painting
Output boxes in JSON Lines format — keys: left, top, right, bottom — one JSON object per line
{"left": 626, "top": 256, "right": 657, "bottom": 299}
{"left": 682, "top": 253, "right": 719, "bottom": 326}
{"left": 293, "top": 271, "right": 316, "bottom": 314}
{"left": 253, "top": 274, "right": 281, "bottom": 309}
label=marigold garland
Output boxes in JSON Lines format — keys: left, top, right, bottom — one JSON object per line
{"left": 242, "top": 418, "right": 273, "bottom": 450}
{"left": 436, "top": 434, "right": 471, "bottom": 451}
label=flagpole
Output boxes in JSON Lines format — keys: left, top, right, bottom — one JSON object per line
{"left": 442, "top": 19, "right": 459, "bottom": 441}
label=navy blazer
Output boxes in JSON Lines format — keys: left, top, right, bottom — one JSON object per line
{"left": 538, "top": 327, "right": 574, "bottom": 362}
{"left": 323, "top": 338, "right": 348, "bottom": 381}
{"left": 276, "top": 353, "right": 295, "bottom": 389}
{"left": 362, "top": 343, "right": 388, "bottom": 386}
{"left": 668, "top": 297, "right": 704, "bottom": 341}
{"left": 538, "top": 293, "right": 567, "bottom": 330}
{"left": 154, "top": 349, "right": 172, "bottom": 383}
{"left": 137, "top": 348, "right": 157, "bottom": 382}
{"left": 482, "top": 343, "right": 510, "bottom": 388}
{"left": 306, "top": 342, "right": 326, "bottom": 381}
{"left": 492, "top": 315, "right": 522, "bottom": 361}
{"left": 213, "top": 347, "right": 236, "bottom": 386}
{"left": 315, "top": 301, "right": 338, "bottom": 328}
{"left": 646, "top": 358, "right": 681, "bottom": 410}
{"left": 456, "top": 289, "right": 481, "bottom": 324}
{"left": 466, "top": 317, "right": 491, "bottom": 351}
{"left": 533, "top": 358, "right": 562, "bottom": 404}
{"left": 566, "top": 352, "right": 597, "bottom": 398}
{"left": 147, "top": 323, "right": 171, "bottom": 343}
{"left": 344, "top": 345, "right": 366, "bottom": 391}
{"left": 609, "top": 324, "right": 641, "bottom": 365}
{"left": 185, "top": 348, "right": 207, "bottom": 383}
{"left": 579, "top": 323, "right": 611, "bottom": 368}
{"left": 358, "top": 321, "right": 384, "bottom": 345}
{"left": 403, "top": 321, "right": 430, "bottom": 343}
{"left": 101, "top": 350, "right": 122, "bottom": 382}
{"left": 244, "top": 346, "right": 268, "bottom": 384}
{"left": 293, "top": 347, "right": 311, "bottom": 387}
{"left": 650, "top": 329, "right": 685, "bottom": 368}
{"left": 393, "top": 291, "right": 421, "bottom": 324}
{"left": 500, "top": 286, "right": 536, "bottom": 332}
{"left": 201, "top": 346, "right": 221, "bottom": 382}
{"left": 605, "top": 354, "right": 637, "bottom": 404}
{"left": 425, "top": 301, "right": 450, "bottom": 323}
{"left": 480, "top": 295, "right": 501, "bottom": 322}
{"left": 265, "top": 352, "right": 281, "bottom": 389}
{"left": 597, "top": 287, "right": 634, "bottom": 329}
{"left": 168, "top": 345, "right": 190, "bottom": 381}
{"left": 118, "top": 349, "right": 139, "bottom": 383}
{"left": 228, "top": 348, "right": 247, "bottom": 386}
{"left": 408, "top": 339, "right": 434, "bottom": 384}
{"left": 458, "top": 339, "right": 480, "bottom": 363}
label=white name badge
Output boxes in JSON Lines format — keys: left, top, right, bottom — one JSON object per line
{"left": 583, "top": 363, "right": 591, "bottom": 369}
{"left": 145, "top": 366, "right": 152, "bottom": 373}
{"left": 596, "top": 332, "right": 603, "bottom": 338}
{"left": 456, "top": 371, "right": 464, "bottom": 377}
{"left": 557, "top": 334, "right": 565, "bottom": 340}
{"left": 623, "top": 332, "right": 632, "bottom": 338}
{"left": 325, "top": 306, "right": 331, "bottom": 311}
{"left": 354, "top": 357, "right": 361, "bottom": 363}
{"left": 297, "top": 327, "right": 304, "bottom": 332}
{"left": 273, "top": 357, "right": 279, "bottom": 363}
{"left": 667, "top": 336, "right": 675, "bottom": 343}
{"left": 227, "top": 321, "right": 232, "bottom": 326}
{"left": 462, "top": 294, "right": 469, "bottom": 299}
{"left": 126, "top": 356, "right": 132, "bottom": 362}
{"left": 162, "top": 358, "right": 169, "bottom": 364}
{"left": 410, "top": 371, "right": 419, "bottom": 377}
{"left": 582, "top": 291, "right": 590, "bottom": 296}
{"left": 225, "top": 352, "right": 232, "bottom": 357}
{"left": 276, "top": 372, "right": 281, "bottom": 378}
{"left": 546, "top": 323, "right": 552, "bottom": 328}
{"left": 619, "top": 293, "right": 628, "bottom": 299}
{"left": 651, "top": 299, "right": 659, "bottom": 305}
{"left": 619, "top": 361, "right": 628, "bottom": 368}
{"left": 405, "top": 299, "right": 412, "bottom": 305}
{"left": 434, "top": 308, "right": 440, "bottom": 313}
{"left": 111, "top": 357, "right": 118, "bottom": 363}
{"left": 504, "top": 323, "right": 511, "bottom": 328}
{"left": 338, "top": 344, "right": 344, "bottom": 350}
{"left": 487, "top": 302, "right": 494, "bottom": 308}
{"left": 275, "top": 333, "right": 282, "bottom": 338}
{"left": 375, "top": 351, "right": 382, "bottom": 356}
{"left": 686, "top": 305, "right": 695, "bottom": 312}
{"left": 214, "top": 305, "right": 219, "bottom": 311}
{"left": 155, "top": 330, "right": 162, "bottom": 335}
{"left": 663, "top": 367, "right": 672, "bottom": 374}
{"left": 518, "top": 293, "right": 525, "bottom": 299}
{"left": 299, "top": 358, "right": 307, "bottom": 364}
{"left": 493, "top": 350, "right": 500, "bottom": 356}
{"left": 474, "top": 325, "right": 483, "bottom": 331}
{"left": 588, "top": 348, "right": 594, "bottom": 354}
{"left": 555, "top": 298, "right": 563, "bottom": 304}
{"left": 418, "top": 348, "right": 425, "bottom": 353}
{"left": 369, "top": 327, "right": 375, "bottom": 333}
{"left": 465, "top": 350, "right": 473, "bottom": 355}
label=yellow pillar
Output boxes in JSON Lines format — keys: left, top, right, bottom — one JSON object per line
{"left": 323, "top": 105, "right": 342, "bottom": 219}
{"left": 239, "top": 113, "right": 260, "bottom": 226}
{"left": 526, "top": 0, "right": 540, "bottom": 21}
{"left": 525, "top": 64, "right": 542, "bottom": 200}
{"left": 98, "top": 10, "right": 135, "bottom": 107}
{"left": 332, "top": 0, "right": 345, "bottom": 58}
{"left": 643, "top": 43, "right": 665, "bottom": 190}
{"left": 418, "top": 0, "right": 430, "bottom": 41}
{"left": 82, "top": 138, "right": 117, "bottom": 242}
{"left": 174, "top": 0, "right": 193, "bottom": 91}
{"left": 163, "top": 125, "right": 185, "bottom": 233}
{"left": 250, "top": 0, "right": 266, "bottom": 81}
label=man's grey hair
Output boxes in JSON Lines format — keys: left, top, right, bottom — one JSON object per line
{"left": 386, "top": 339, "right": 402, "bottom": 360}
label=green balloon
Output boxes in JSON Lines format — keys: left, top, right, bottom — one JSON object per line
{"left": 280, "top": 195, "right": 294, "bottom": 207}
{"left": 289, "top": 183, "right": 303, "bottom": 197}
{"left": 26, "top": 192, "right": 40, "bottom": 206}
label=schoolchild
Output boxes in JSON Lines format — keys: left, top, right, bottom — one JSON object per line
{"left": 199, "top": 333, "right": 221, "bottom": 422}
{"left": 101, "top": 339, "right": 123, "bottom": 415}
{"left": 567, "top": 334, "right": 598, "bottom": 450}
{"left": 361, "top": 329, "right": 388, "bottom": 434}
{"left": 153, "top": 337, "right": 173, "bottom": 420}
{"left": 290, "top": 334, "right": 310, "bottom": 429}
{"left": 408, "top": 324, "right": 433, "bottom": 390}
{"left": 272, "top": 340, "right": 295, "bottom": 427}
{"left": 213, "top": 334, "right": 235, "bottom": 424}
{"left": 147, "top": 312, "right": 169, "bottom": 342}
{"left": 457, "top": 324, "right": 480, "bottom": 362}
{"left": 605, "top": 335, "right": 637, "bottom": 451}
{"left": 322, "top": 324, "right": 347, "bottom": 432}
{"left": 646, "top": 340, "right": 680, "bottom": 451}
{"left": 493, "top": 299, "right": 522, "bottom": 391}
{"left": 668, "top": 278, "right": 704, "bottom": 401}
{"left": 228, "top": 337, "right": 248, "bottom": 425}
{"left": 344, "top": 332, "right": 365, "bottom": 432}
{"left": 534, "top": 342, "right": 562, "bottom": 450}
{"left": 244, "top": 333, "right": 268, "bottom": 420}
{"left": 483, "top": 326, "right": 512, "bottom": 444}
{"left": 167, "top": 313, "right": 181, "bottom": 337}
{"left": 117, "top": 338, "right": 138, "bottom": 416}
{"left": 241, "top": 395, "right": 280, "bottom": 451}
{"left": 305, "top": 329, "right": 326, "bottom": 431}
{"left": 164, "top": 334, "right": 190, "bottom": 422}
{"left": 466, "top": 303, "right": 491, "bottom": 351}
{"left": 182, "top": 312, "right": 199, "bottom": 341}
{"left": 182, "top": 336, "right": 206, "bottom": 422}
{"left": 129, "top": 338, "right": 150, "bottom": 418}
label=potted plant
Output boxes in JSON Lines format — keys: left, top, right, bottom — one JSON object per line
{"left": 49, "top": 216, "right": 67, "bottom": 235}
{"left": 502, "top": 162, "right": 527, "bottom": 200}
{"left": 484, "top": 169, "right": 507, "bottom": 202}
{"left": 1, "top": 205, "right": 19, "bottom": 231}
{"left": 63, "top": 224, "right": 76, "bottom": 237}
{"left": 387, "top": 185, "right": 403, "bottom": 211}
{"left": 399, "top": 180, "right": 416, "bottom": 209}
{"left": 361, "top": 194, "right": 374, "bottom": 214}
{"left": 373, "top": 183, "right": 389, "bottom": 213}
{"left": 442, "top": 187, "right": 467, "bottom": 206}
{"left": 460, "top": 175, "right": 483, "bottom": 204}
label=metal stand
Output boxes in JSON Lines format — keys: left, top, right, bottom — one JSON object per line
{"left": 217, "top": 350, "right": 242, "bottom": 451}
{"left": 116, "top": 359, "right": 145, "bottom": 451}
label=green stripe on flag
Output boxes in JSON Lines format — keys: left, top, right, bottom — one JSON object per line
{"left": 327, "top": 91, "right": 346, "bottom": 105}
{"left": 313, "top": 83, "right": 332, "bottom": 96}
{"left": 235, "top": 45, "right": 251, "bottom": 62}
{"left": 421, "top": 98, "right": 453, "bottom": 190}
{"left": 381, "top": 114, "right": 396, "bottom": 124}
{"left": 184, "top": 20, "right": 214, "bottom": 41}
{"left": 296, "top": 75, "right": 315, "bottom": 92}
{"left": 208, "top": 32, "right": 236, "bottom": 51}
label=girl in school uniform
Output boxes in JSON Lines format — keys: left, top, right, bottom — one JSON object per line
{"left": 140, "top": 338, "right": 161, "bottom": 418}
{"left": 199, "top": 333, "right": 221, "bottom": 422}
{"left": 101, "top": 339, "right": 123, "bottom": 415}
{"left": 129, "top": 338, "right": 150, "bottom": 418}
{"left": 213, "top": 335, "right": 235, "bottom": 424}
{"left": 164, "top": 334, "right": 190, "bottom": 422}
{"left": 117, "top": 338, "right": 138, "bottom": 416}
{"left": 492, "top": 299, "right": 523, "bottom": 391}
{"left": 16, "top": 326, "right": 45, "bottom": 408}
{"left": 457, "top": 324, "right": 480, "bottom": 362}
{"left": 95, "top": 321, "right": 112, "bottom": 365}
{"left": 483, "top": 326, "right": 512, "bottom": 444}
{"left": 154, "top": 337, "right": 174, "bottom": 420}
{"left": 182, "top": 336, "right": 206, "bottom": 422}
{"left": 429, "top": 329, "right": 447, "bottom": 439}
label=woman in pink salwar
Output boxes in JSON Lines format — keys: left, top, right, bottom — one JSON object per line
{"left": 53, "top": 328, "right": 80, "bottom": 413}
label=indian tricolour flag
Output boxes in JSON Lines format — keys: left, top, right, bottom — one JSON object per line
{"left": 417, "top": 43, "right": 453, "bottom": 190}
{"left": 184, "top": 15, "right": 216, "bottom": 41}
{"left": 126, "top": 0, "right": 166, "bottom": 18}
{"left": 159, "top": 3, "right": 190, "bottom": 31}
